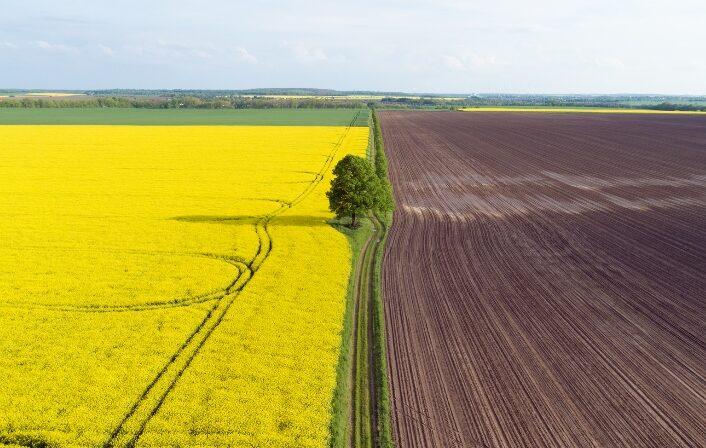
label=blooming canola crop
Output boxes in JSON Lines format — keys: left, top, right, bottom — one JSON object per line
{"left": 0, "top": 123, "right": 368, "bottom": 447}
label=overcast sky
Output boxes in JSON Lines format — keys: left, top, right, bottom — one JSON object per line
{"left": 1, "top": 0, "right": 705, "bottom": 94}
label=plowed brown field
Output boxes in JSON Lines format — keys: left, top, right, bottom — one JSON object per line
{"left": 379, "top": 111, "right": 706, "bottom": 448}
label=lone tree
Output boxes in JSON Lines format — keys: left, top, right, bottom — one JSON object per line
{"left": 327, "top": 155, "right": 393, "bottom": 227}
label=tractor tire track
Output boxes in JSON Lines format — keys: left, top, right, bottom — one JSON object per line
{"left": 102, "top": 260, "right": 252, "bottom": 448}
{"left": 349, "top": 213, "right": 382, "bottom": 448}
{"left": 1, "top": 252, "right": 249, "bottom": 313}
{"left": 103, "top": 111, "right": 361, "bottom": 448}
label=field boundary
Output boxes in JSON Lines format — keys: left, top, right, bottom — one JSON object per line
{"left": 350, "top": 212, "right": 391, "bottom": 448}
{"left": 370, "top": 109, "right": 394, "bottom": 448}
{"left": 332, "top": 108, "right": 394, "bottom": 448}
{"left": 328, "top": 111, "right": 380, "bottom": 448}
{"left": 328, "top": 217, "right": 373, "bottom": 448}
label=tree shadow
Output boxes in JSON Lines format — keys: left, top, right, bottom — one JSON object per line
{"left": 170, "top": 214, "right": 331, "bottom": 227}
{"left": 171, "top": 215, "right": 255, "bottom": 225}
{"left": 0, "top": 433, "right": 55, "bottom": 448}
{"left": 269, "top": 215, "right": 331, "bottom": 227}
{"left": 328, "top": 216, "right": 358, "bottom": 232}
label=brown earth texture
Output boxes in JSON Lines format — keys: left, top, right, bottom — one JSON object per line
{"left": 379, "top": 110, "right": 706, "bottom": 448}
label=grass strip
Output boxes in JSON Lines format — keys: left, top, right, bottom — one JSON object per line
{"left": 328, "top": 216, "right": 373, "bottom": 448}
{"left": 370, "top": 109, "right": 394, "bottom": 448}
{"left": 329, "top": 108, "right": 394, "bottom": 448}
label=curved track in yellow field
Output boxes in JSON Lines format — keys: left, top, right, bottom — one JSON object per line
{"left": 103, "top": 111, "right": 361, "bottom": 448}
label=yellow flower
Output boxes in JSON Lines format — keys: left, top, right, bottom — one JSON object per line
{"left": 0, "top": 123, "right": 368, "bottom": 447}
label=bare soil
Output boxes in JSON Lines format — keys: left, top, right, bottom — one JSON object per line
{"left": 380, "top": 111, "right": 706, "bottom": 448}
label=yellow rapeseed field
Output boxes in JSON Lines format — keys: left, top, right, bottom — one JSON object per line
{"left": 0, "top": 123, "right": 368, "bottom": 447}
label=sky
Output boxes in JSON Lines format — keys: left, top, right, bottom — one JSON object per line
{"left": 1, "top": 0, "right": 705, "bottom": 94}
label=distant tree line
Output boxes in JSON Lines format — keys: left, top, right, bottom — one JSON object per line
{"left": 378, "top": 97, "right": 466, "bottom": 109}
{"left": 456, "top": 94, "right": 706, "bottom": 111}
{"left": 0, "top": 96, "right": 163, "bottom": 108}
{"left": 84, "top": 88, "right": 413, "bottom": 98}
{"left": 2, "top": 90, "right": 704, "bottom": 111}
{"left": 644, "top": 102, "right": 706, "bottom": 111}
{"left": 374, "top": 96, "right": 706, "bottom": 111}
{"left": 0, "top": 95, "right": 367, "bottom": 109}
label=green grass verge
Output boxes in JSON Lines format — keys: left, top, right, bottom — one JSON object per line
{"left": 329, "top": 217, "right": 374, "bottom": 448}
{"left": 329, "top": 108, "right": 394, "bottom": 448}
{"left": 353, "top": 218, "right": 376, "bottom": 448}
{"left": 371, "top": 213, "right": 392, "bottom": 448}
{"left": 0, "top": 108, "right": 370, "bottom": 126}
{"left": 329, "top": 111, "right": 377, "bottom": 448}
{"left": 370, "top": 109, "right": 394, "bottom": 448}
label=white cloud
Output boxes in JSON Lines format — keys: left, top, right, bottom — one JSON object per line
{"left": 234, "top": 47, "right": 258, "bottom": 64}
{"left": 122, "top": 41, "right": 258, "bottom": 65}
{"left": 0, "top": 41, "right": 18, "bottom": 49}
{"left": 593, "top": 56, "right": 625, "bottom": 69}
{"left": 193, "top": 50, "right": 213, "bottom": 59}
{"left": 285, "top": 41, "right": 329, "bottom": 62}
{"left": 690, "top": 58, "right": 706, "bottom": 69}
{"left": 442, "top": 53, "right": 504, "bottom": 71}
{"left": 122, "top": 40, "right": 214, "bottom": 59}
{"left": 33, "top": 40, "right": 79, "bottom": 53}
{"left": 157, "top": 40, "right": 202, "bottom": 58}
{"left": 442, "top": 55, "right": 465, "bottom": 70}
{"left": 34, "top": 40, "right": 52, "bottom": 50}
{"left": 98, "top": 44, "right": 114, "bottom": 56}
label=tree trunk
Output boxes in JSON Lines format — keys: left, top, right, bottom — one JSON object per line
{"left": 351, "top": 212, "right": 357, "bottom": 228}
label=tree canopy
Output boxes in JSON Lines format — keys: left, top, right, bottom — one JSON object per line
{"left": 327, "top": 155, "right": 393, "bottom": 227}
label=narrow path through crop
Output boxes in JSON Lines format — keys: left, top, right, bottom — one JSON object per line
{"left": 0, "top": 252, "right": 246, "bottom": 313}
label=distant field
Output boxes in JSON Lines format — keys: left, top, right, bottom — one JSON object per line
{"left": 248, "top": 94, "right": 464, "bottom": 101}
{"left": 245, "top": 94, "right": 387, "bottom": 100}
{"left": 461, "top": 106, "right": 706, "bottom": 114}
{"left": 0, "top": 107, "right": 369, "bottom": 126}
{"left": 0, "top": 91, "right": 85, "bottom": 98}
{"left": 24, "top": 92, "right": 86, "bottom": 97}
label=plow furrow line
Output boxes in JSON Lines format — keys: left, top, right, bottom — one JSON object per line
{"left": 379, "top": 110, "right": 706, "bottom": 448}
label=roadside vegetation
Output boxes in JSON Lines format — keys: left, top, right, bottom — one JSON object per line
{"left": 328, "top": 217, "right": 373, "bottom": 448}
{"left": 327, "top": 155, "right": 392, "bottom": 228}
{"left": 369, "top": 109, "right": 394, "bottom": 448}
{"left": 326, "top": 109, "right": 394, "bottom": 448}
